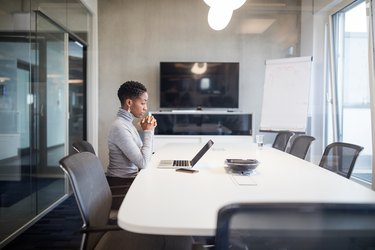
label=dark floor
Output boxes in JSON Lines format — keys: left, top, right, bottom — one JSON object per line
{"left": 3, "top": 195, "right": 82, "bottom": 250}
{"left": 0, "top": 177, "right": 63, "bottom": 207}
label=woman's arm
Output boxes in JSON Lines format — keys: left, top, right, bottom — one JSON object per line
{"left": 112, "top": 125, "right": 153, "bottom": 169}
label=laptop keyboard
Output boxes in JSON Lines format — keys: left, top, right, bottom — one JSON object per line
{"left": 173, "top": 160, "right": 190, "bottom": 167}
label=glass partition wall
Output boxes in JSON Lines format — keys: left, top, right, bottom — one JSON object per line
{"left": 0, "top": 0, "right": 89, "bottom": 246}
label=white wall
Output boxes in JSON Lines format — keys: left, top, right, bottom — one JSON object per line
{"left": 98, "top": 0, "right": 310, "bottom": 167}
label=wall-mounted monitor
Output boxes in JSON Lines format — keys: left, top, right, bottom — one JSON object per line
{"left": 160, "top": 62, "right": 239, "bottom": 109}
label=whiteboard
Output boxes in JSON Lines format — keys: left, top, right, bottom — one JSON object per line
{"left": 260, "top": 56, "right": 312, "bottom": 132}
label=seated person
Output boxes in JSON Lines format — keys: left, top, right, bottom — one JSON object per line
{"left": 107, "top": 81, "right": 157, "bottom": 204}
{"left": 107, "top": 81, "right": 193, "bottom": 250}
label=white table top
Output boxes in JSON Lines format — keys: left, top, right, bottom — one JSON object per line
{"left": 117, "top": 142, "right": 375, "bottom": 236}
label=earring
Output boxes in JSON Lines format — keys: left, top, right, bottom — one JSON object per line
{"left": 127, "top": 107, "right": 131, "bottom": 112}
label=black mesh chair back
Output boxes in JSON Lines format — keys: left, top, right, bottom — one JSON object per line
{"left": 59, "top": 152, "right": 113, "bottom": 250}
{"left": 272, "top": 131, "right": 295, "bottom": 151}
{"left": 319, "top": 142, "right": 364, "bottom": 179}
{"left": 72, "top": 140, "right": 96, "bottom": 155}
{"left": 59, "top": 153, "right": 184, "bottom": 250}
{"left": 288, "top": 135, "right": 315, "bottom": 159}
{"left": 215, "top": 203, "right": 375, "bottom": 250}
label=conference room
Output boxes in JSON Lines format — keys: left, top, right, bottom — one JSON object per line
{"left": 1, "top": 0, "right": 375, "bottom": 249}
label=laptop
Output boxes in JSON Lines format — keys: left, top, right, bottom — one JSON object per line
{"left": 158, "top": 139, "right": 214, "bottom": 169}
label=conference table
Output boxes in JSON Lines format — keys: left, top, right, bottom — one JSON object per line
{"left": 117, "top": 141, "right": 375, "bottom": 236}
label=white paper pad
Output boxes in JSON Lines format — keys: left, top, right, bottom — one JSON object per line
{"left": 231, "top": 174, "right": 257, "bottom": 186}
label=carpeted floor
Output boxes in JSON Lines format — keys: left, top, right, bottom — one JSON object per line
{"left": 0, "top": 177, "right": 63, "bottom": 207}
{"left": 3, "top": 195, "right": 82, "bottom": 250}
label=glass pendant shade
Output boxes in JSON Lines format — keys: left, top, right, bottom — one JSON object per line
{"left": 208, "top": 6, "right": 233, "bottom": 30}
{"left": 204, "top": 0, "right": 246, "bottom": 30}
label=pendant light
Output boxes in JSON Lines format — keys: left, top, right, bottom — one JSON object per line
{"left": 204, "top": 0, "right": 247, "bottom": 30}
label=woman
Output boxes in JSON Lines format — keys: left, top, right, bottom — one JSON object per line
{"left": 107, "top": 81, "right": 157, "bottom": 199}
{"left": 106, "top": 81, "right": 193, "bottom": 250}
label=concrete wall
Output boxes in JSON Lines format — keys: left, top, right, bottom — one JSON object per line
{"left": 97, "top": 0, "right": 309, "bottom": 166}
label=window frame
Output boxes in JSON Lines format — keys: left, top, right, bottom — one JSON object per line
{"left": 327, "top": 0, "right": 375, "bottom": 189}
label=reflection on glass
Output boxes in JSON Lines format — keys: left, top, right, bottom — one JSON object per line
{"left": 69, "top": 39, "right": 86, "bottom": 154}
{"left": 0, "top": 43, "right": 36, "bottom": 243}
{"left": 0, "top": 1, "right": 89, "bottom": 245}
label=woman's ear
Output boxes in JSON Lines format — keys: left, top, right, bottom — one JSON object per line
{"left": 125, "top": 98, "right": 133, "bottom": 112}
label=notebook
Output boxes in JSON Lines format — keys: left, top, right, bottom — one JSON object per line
{"left": 158, "top": 139, "right": 214, "bottom": 169}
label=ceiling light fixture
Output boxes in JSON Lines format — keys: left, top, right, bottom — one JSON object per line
{"left": 208, "top": 7, "right": 233, "bottom": 31}
{"left": 204, "top": 0, "right": 247, "bottom": 31}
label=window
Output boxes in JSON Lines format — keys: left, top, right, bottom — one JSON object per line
{"left": 329, "top": 0, "right": 372, "bottom": 183}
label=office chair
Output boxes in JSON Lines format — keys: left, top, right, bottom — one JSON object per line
{"left": 272, "top": 131, "right": 295, "bottom": 151}
{"left": 72, "top": 140, "right": 129, "bottom": 209}
{"left": 215, "top": 202, "right": 375, "bottom": 250}
{"left": 288, "top": 135, "right": 315, "bottom": 159}
{"left": 59, "top": 152, "right": 169, "bottom": 250}
{"left": 319, "top": 142, "right": 364, "bottom": 179}
{"left": 72, "top": 140, "right": 96, "bottom": 155}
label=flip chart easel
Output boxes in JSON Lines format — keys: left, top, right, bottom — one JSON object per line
{"left": 260, "top": 56, "right": 312, "bottom": 133}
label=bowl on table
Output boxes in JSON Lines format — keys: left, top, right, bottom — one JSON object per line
{"left": 225, "top": 159, "right": 259, "bottom": 175}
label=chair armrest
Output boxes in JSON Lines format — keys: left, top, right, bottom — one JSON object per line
{"left": 81, "top": 225, "right": 122, "bottom": 233}
{"left": 112, "top": 194, "right": 126, "bottom": 198}
{"left": 191, "top": 243, "right": 215, "bottom": 250}
{"left": 110, "top": 184, "right": 132, "bottom": 189}
{"left": 192, "top": 236, "right": 215, "bottom": 249}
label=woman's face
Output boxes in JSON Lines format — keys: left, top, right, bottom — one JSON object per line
{"left": 130, "top": 92, "right": 148, "bottom": 118}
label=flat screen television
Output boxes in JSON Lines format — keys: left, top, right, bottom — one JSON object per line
{"left": 160, "top": 62, "right": 239, "bottom": 109}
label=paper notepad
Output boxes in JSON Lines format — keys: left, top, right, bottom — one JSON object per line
{"left": 231, "top": 174, "right": 257, "bottom": 186}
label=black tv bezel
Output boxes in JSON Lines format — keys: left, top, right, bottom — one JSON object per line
{"left": 159, "top": 61, "right": 240, "bottom": 110}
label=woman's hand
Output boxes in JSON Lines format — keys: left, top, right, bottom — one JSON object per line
{"left": 140, "top": 115, "right": 157, "bottom": 131}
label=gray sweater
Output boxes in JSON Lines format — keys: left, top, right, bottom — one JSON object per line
{"left": 107, "top": 108, "right": 154, "bottom": 178}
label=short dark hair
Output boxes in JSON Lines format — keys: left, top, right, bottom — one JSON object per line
{"left": 117, "top": 81, "right": 147, "bottom": 104}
